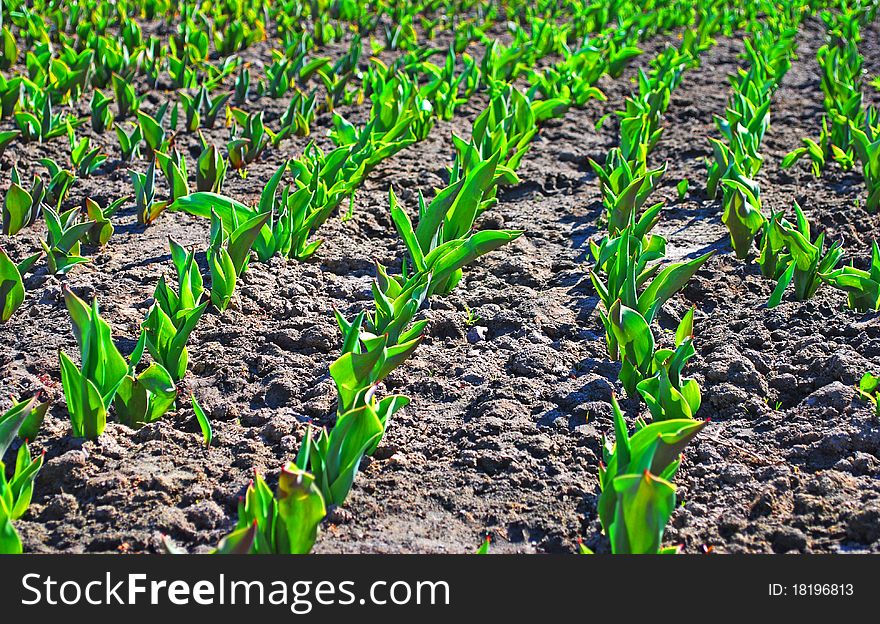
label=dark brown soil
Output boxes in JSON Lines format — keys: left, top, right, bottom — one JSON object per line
{"left": 2, "top": 17, "right": 879, "bottom": 554}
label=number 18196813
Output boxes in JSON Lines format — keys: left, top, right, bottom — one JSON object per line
{"left": 769, "top": 584, "right": 854, "bottom": 597}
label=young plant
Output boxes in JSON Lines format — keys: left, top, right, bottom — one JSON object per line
{"left": 0, "top": 130, "right": 17, "bottom": 159}
{"left": 703, "top": 25, "right": 797, "bottom": 200}
{"left": 1, "top": 395, "right": 44, "bottom": 458}
{"left": 782, "top": 135, "right": 826, "bottom": 177}
{"left": 114, "top": 122, "right": 142, "bottom": 162}
{"left": 597, "top": 396, "right": 705, "bottom": 554}
{"left": 475, "top": 536, "right": 491, "bottom": 554}
{"left": 351, "top": 75, "right": 431, "bottom": 148}
{"left": 195, "top": 139, "right": 228, "bottom": 193}
{"left": 167, "top": 49, "right": 198, "bottom": 90}
{"left": 601, "top": 164, "right": 666, "bottom": 236}
{"left": 178, "top": 91, "right": 202, "bottom": 132}
{"left": 332, "top": 313, "right": 422, "bottom": 418}
{"left": 137, "top": 110, "right": 168, "bottom": 156}
{"left": 40, "top": 206, "right": 94, "bottom": 275}
{"left": 191, "top": 396, "right": 212, "bottom": 448}
{"left": 0, "top": 22, "right": 18, "bottom": 72}
{"left": 173, "top": 145, "right": 358, "bottom": 262}
{"left": 788, "top": 16, "right": 864, "bottom": 174}
{"left": 421, "top": 48, "right": 479, "bottom": 121}
{"left": 199, "top": 88, "right": 231, "bottom": 130}
{"left": 850, "top": 114, "right": 880, "bottom": 212}
{"left": 262, "top": 52, "right": 295, "bottom": 99}
{"left": 273, "top": 88, "right": 318, "bottom": 142}
{"left": 112, "top": 73, "right": 140, "bottom": 119}
{"left": 283, "top": 144, "right": 362, "bottom": 255}
{"left": 0, "top": 441, "right": 44, "bottom": 554}
{"left": 154, "top": 238, "right": 205, "bottom": 326}
{"left": 59, "top": 288, "right": 129, "bottom": 439}
{"left": 252, "top": 167, "right": 317, "bottom": 261}
{"left": 233, "top": 67, "right": 250, "bottom": 105}
{"left": 155, "top": 149, "right": 190, "bottom": 202}
{"left": 84, "top": 196, "right": 127, "bottom": 247}
{"left": 588, "top": 149, "right": 666, "bottom": 226}
{"left": 142, "top": 298, "right": 207, "bottom": 383}
{"left": 677, "top": 179, "right": 689, "bottom": 200}
{"left": 528, "top": 46, "right": 605, "bottom": 113}
{"left": 17, "top": 395, "right": 49, "bottom": 443}
{"left": 328, "top": 269, "right": 424, "bottom": 462}
{"left": 67, "top": 123, "right": 106, "bottom": 176}
{"left": 0, "top": 75, "right": 21, "bottom": 120}
{"left": 0, "top": 248, "right": 40, "bottom": 323}
{"left": 295, "top": 402, "right": 393, "bottom": 506}
{"left": 132, "top": 160, "right": 167, "bottom": 225}
{"left": 480, "top": 39, "right": 532, "bottom": 84}
{"left": 388, "top": 154, "right": 522, "bottom": 296}
{"left": 358, "top": 265, "right": 430, "bottom": 350}
{"left": 636, "top": 308, "right": 702, "bottom": 421}
{"left": 2, "top": 179, "right": 40, "bottom": 236}
{"left": 857, "top": 372, "right": 879, "bottom": 417}
{"left": 113, "top": 335, "right": 177, "bottom": 429}
{"left": 607, "top": 299, "right": 656, "bottom": 397}
{"left": 607, "top": 39, "right": 645, "bottom": 79}
{"left": 590, "top": 220, "right": 712, "bottom": 374}
{"left": 90, "top": 89, "right": 114, "bottom": 133}
{"left": 14, "top": 93, "right": 81, "bottom": 143}
{"left": 206, "top": 209, "right": 270, "bottom": 311}
{"left": 460, "top": 84, "right": 540, "bottom": 174}
{"left": 228, "top": 464, "right": 325, "bottom": 554}
{"left": 319, "top": 62, "right": 362, "bottom": 110}
{"left": 721, "top": 175, "right": 766, "bottom": 259}
{"left": 228, "top": 109, "right": 271, "bottom": 170}
{"left": 39, "top": 158, "right": 76, "bottom": 211}
{"left": 822, "top": 241, "right": 880, "bottom": 312}
{"left": 764, "top": 203, "right": 843, "bottom": 307}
